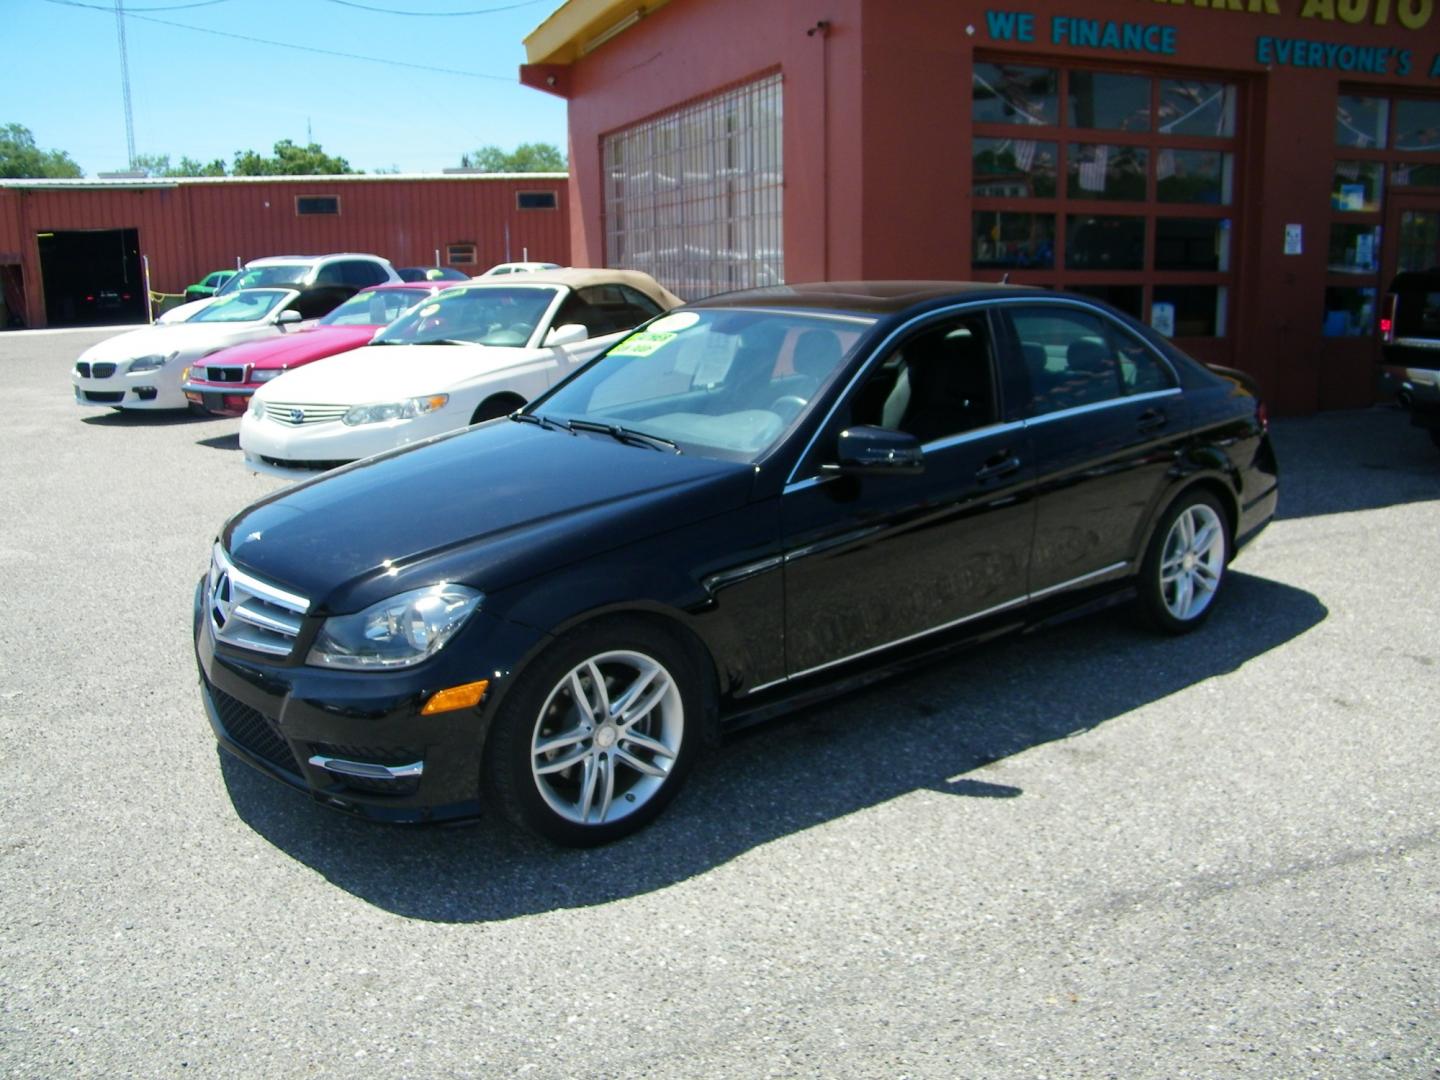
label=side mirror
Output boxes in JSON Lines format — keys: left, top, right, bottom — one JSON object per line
{"left": 544, "top": 323, "right": 588, "bottom": 348}
{"left": 276, "top": 309, "right": 303, "bottom": 326}
{"left": 821, "top": 425, "right": 924, "bottom": 476}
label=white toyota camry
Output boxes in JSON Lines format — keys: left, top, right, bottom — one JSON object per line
{"left": 239, "top": 269, "right": 682, "bottom": 479}
{"left": 71, "top": 287, "right": 351, "bottom": 411}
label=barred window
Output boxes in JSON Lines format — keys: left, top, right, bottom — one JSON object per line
{"left": 603, "top": 73, "right": 783, "bottom": 300}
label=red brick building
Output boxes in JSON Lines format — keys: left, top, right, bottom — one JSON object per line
{"left": 0, "top": 173, "right": 569, "bottom": 330}
{"left": 521, "top": 0, "right": 1440, "bottom": 413}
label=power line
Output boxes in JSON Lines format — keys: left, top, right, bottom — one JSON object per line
{"left": 321, "top": 0, "right": 546, "bottom": 15}
{"left": 42, "top": 0, "right": 520, "bottom": 82}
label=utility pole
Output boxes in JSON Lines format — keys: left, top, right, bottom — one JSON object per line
{"left": 115, "top": 0, "right": 136, "bottom": 169}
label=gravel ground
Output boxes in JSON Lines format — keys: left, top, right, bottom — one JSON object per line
{"left": 1, "top": 328, "right": 1437, "bottom": 1079}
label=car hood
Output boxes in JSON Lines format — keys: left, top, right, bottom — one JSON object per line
{"left": 79, "top": 322, "right": 268, "bottom": 361}
{"left": 253, "top": 342, "right": 537, "bottom": 403}
{"left": 223, "top": 419, "right": 756, "bottom": 613}
{"left": 200, "top": 326, "right": 377, "bottom": 371}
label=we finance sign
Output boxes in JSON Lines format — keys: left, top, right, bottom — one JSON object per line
{"left": 982, "top": 4, "right": 1440, "bottom": 79}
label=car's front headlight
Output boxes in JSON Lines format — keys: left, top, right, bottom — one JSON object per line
{"left": 249, "top": 398, "right": 266, "bottom": 420}
{"left": 128, "top": 351, "right": 178, "bottom": 374}
{"left": 342, "top": 394, "right": 449, "bottom": 426}
{"left": 252, "top": 368, "right": 284, "bottom": 383}
{"left": 306, "top": 584, "right": 482, "bottom": 670}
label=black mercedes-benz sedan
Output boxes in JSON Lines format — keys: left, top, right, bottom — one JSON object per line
{"left": 195, "top": 282, "right": 1278, "bottom": 846}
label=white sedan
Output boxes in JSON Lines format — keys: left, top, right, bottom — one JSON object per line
{"left": 239, "top": 269, "right": 681, "bottom": 479}
{"left": 72, "top": 288, "right": 347, "bottom": 411}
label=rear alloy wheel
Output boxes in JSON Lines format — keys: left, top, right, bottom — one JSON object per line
{"left": 1137, "top": 491, "right": 1229, "bottom": 634}
{"left": 485, "top": 621, "right": 700, "bottom": 846}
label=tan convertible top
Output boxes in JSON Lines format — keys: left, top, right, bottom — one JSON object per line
{"left": 463, "top": 267, "right": 684, "bottom": 310}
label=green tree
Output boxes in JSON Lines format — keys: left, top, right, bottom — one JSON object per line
{"left": 132, "top": 152, "right": 227, "bottom": 177}
{"left": 0, "top": 123, "right": 82, "bottom": 178}
{"left": 232, "top": 139, "right": 356, "bottom": 176}
{"left": 462, "top": 142, "right": 567, "bottom": 172}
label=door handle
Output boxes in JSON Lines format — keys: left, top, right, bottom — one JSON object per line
{"left": 976, "top": 452, "right": 1021, "bottom": 482}
{"left": 1137, "top": 408, "right": 1167, "bottom": 433}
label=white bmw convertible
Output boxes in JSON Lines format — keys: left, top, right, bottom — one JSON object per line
{"left": 71, "top": 287, "right": 351, "bottom": 411}
{"left": 239, "top": 269, "right": 681, "bottom": 478}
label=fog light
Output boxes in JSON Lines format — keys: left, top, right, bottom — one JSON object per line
{"left": 420, "top": 679, "right": 490, "bottom": 716}
{"left": 135, "top": 386, "right": 157, "bottom": 400}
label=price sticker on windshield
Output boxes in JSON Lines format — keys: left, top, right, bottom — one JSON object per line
{"left": 611, "top": 331, "right": 677, "bottom": 357}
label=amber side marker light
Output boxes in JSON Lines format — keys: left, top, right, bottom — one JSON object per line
{"left": 420, "top": 679, "right": 490, "bottom": 716}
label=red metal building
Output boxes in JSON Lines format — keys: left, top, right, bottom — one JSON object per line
{"left": 0, "top": 173, "right": 570, "bottom": 330}
{"left": 521, "top": 0, "right": 1440, "bottom": 414}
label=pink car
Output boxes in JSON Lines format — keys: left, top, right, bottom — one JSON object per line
{"left": 182, "top": 283, "right": 448, "bottom": 416}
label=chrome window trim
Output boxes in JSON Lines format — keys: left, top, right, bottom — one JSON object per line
{"left": 744, "top": 561, "right": 1129, "bottom": 696}
{"left": 1022, "top": 386, "right": 1182, "bottom": 428}
{"left": 784, "top": 294, "right": 1176, "bottom": 488}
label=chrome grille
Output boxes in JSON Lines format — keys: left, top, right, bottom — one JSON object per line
{"left": 265, "top": 401, "right": 349, "bottom": 426}
{"left": 205, "top": 543, "right": 310, "bottom": 658}
{"left": 205, "top": 365, "right": 247, "bottom": 383}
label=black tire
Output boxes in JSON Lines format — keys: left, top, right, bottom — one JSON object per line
{"left": 482, "top": 619, "right": 702, "bottom": 846}
{"left": 470, "top": 395, "right": 524, "bottom": 425}
{"left": 1135, "top": 489, "right": 1230, "bottom": 635}
{"left": 1428, "top": 426, "right": 1440, "bottom": 450}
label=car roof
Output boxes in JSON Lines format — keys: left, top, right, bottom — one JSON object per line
{"left": 451, "top": 267, "right": 684, "bottom": 309}
{"left": 1387, "top": 269, "right": 1440, "bottom": 292}
{"left": 685, "top": 280, "right": 1047, "bottom": 316}
{"left": 244, "top": 253, "right": 391, "bottom": 267}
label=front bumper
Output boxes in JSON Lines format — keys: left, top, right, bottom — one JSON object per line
{"left": 72, "top": 363, "right": 187, "bottom": 410}
{"left": 194, "top": 577, "right": 542, "bottom": 824}
{"left": 239, "top": 409, "right": 452, "bottom": 477}
{"left": 184, "top": 382, "right": 256, "bottom": 417}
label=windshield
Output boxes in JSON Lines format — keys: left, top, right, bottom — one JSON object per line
{"left": 373, "top": 285, "right": 560, "bottom": 347}
{"left": 216, "top": 263, "right": 308, "bottom": 296}
{"left": 535, "top": 309, "right": 872, "bottom": 462}
{"left": 320, "top": 287, "right": 432, "bottom": 327}
{"left": 188, "top": 289, "right": 293, "bottom": 324}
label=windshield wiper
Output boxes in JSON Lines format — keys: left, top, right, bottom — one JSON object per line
{"left": 412, "top": 338, "right": 472, "bottom": 346}
{"left": 567, "top": 419, "right": 681, "bottom": 453}
{"left": 511, "top": 412, "right": 573, "bottom": 433}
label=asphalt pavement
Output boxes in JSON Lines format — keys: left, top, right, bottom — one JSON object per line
{"left": 1, "top": 328, "right": 1437, "bottom": 1078}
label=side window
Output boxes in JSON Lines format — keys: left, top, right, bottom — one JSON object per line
{"left": 289, "top": 287, "right": 353, "bottom": 320}
{"left": 338, "top": 260, "right": 388, "bottom": 288}
{"left": 552, "top": 292, "right": 598, "bottom": 337}
{"left": 1008, "top": 307, "right": 1124, "bottom": 415}
{"left": 1114, "top": 326, "right": 1175, "bottom": 394}
{"left": 572, "top": 285, "right": 657, "bottom": 336}
{"left": 312, "top": 263, "right": 345, "bottom": 287}
{"left": 850, "top": 313, "right": 999, "bottom": 443}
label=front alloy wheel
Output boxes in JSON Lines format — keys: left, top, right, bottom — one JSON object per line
{"left": 531, "top": 650, "right": 684, "bottom": 827}
{"left": 485, "top": 621, "right": 700, "bottom": 846}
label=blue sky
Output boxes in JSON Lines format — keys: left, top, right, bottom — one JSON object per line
{"left": 3, "top": 0, "right": 570, "bottom": 176}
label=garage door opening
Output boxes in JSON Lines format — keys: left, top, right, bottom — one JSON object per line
{"left": 38, "top": 228, "right": 146, "bottom": 327}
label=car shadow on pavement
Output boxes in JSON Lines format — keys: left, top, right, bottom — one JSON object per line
{"left": 80, "top": 409, "right": 220, "bottom": 427}
{"left": 195, "top": 432, "right": 240, "bottom": 450}
{"left": 1271, "top": 407, "right": 1440, "bottom": 520}
{"left": 220, "top": 570, "right": 1326, "bottom": 923}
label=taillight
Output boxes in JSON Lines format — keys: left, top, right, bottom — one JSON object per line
{"left": 1256, "top": 399, "right": 1270, "bottom": 432}
{"left": 1381, "top": 293, "right": 1398, "bottom": 343}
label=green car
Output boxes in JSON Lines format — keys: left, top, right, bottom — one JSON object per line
{"left": 183, "top": 270, "right": 236, "bottom": 303}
